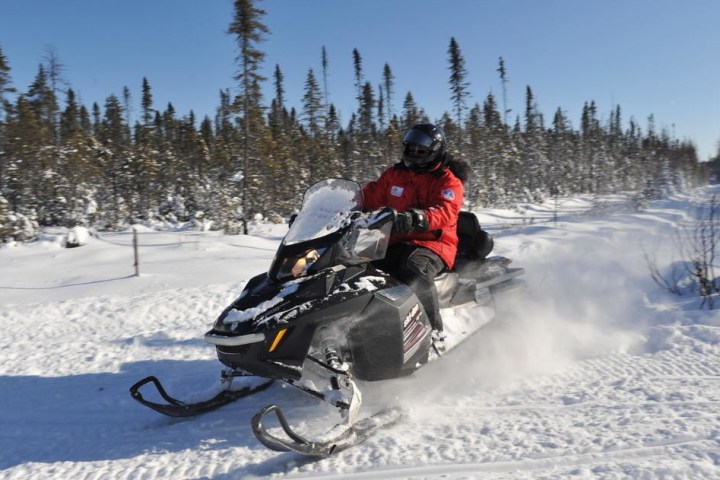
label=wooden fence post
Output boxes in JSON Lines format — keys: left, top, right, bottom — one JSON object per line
{"left": 133, "top": 227, "right": 140, "bottom": 277}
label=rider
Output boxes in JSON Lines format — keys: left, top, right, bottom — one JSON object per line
{"left": 362, "top": 123, "right": 468, "bottom": 332}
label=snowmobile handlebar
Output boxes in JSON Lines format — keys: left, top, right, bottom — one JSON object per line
{"left": 356, "top": 207, "right": 396, "bottom": 230}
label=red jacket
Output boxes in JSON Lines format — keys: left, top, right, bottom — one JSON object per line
{"left": 362, "top": 163, "right": 464, "bottom": 268}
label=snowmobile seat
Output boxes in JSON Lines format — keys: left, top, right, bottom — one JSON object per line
{"left": 456, "top": 211, "right": 493, "bottom": 261}
{"left": 435, "top": 212, "right": 494, "bottom": 299}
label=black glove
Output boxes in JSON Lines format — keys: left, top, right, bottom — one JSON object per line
{"left": 392, "top": 209, "right": 428, "bottom": 234}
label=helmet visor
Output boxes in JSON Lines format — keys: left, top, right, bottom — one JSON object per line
{"left": 402, "top": 129, "right": 435, "bottom": 148}
{"left": 405, "top": 144, "right": 433, "bottom": 158}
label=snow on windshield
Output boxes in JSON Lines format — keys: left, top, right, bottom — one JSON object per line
{"left": 283, "top": 179, "right": 362, "bottom": 245}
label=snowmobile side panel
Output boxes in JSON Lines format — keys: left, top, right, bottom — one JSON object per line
{"left": 348, "top": 282, "right": 431, "bottom": 381}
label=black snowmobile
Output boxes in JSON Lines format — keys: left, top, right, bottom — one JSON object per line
{"left": 130, "top": 178, "right": 523, "bottom": 457}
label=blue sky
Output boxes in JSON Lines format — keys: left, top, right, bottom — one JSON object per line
{"left": 2, "top": 0, "right": 719, "bottom": 159}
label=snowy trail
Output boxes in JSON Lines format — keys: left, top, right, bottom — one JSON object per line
{"left": 2, "top": 191, "right": 720, "bottom": 479}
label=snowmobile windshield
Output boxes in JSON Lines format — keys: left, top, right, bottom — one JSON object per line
{"left": 269, "top": 179, "right": 392, "bottom": 282}
{"left": 283, "top": 179, "right": 363, "bottom": 246}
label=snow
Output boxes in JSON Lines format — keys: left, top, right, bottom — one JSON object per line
{"left": 2, "top": 187, "right": 720, "bottom": 479}
{"left": 284, "top": 179, "right": 361, "bottom": 245}
{"left": 224, "top": 283, "right": 299, "bottom": 326}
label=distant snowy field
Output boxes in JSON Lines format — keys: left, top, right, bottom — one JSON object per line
{"left": 2, "top": 187, "right": 720, "bottom": 479}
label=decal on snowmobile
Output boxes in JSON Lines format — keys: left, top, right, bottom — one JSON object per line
{"left": 402, "top": 303, "right": 429, "bottom": 363}
{"left": 403, "top": 303, "right": 422, "bottom": 329}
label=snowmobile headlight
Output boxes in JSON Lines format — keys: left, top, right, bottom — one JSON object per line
{"left": 276, "top": 248, "right": 326, "bottom": 280}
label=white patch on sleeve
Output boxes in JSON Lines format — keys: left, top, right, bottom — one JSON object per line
{"left": 391, "top": 185, "right": 404, "bottom": 197}
{"left": 442, "top": 188, "right": 455, "bottom": 200}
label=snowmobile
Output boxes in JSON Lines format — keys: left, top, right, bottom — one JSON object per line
{"left": 130, "top": 178, "right": 524, "bottom": 457}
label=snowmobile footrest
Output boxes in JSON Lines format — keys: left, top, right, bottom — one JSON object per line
{"left": 478, "top": 267, "right": 525, "bottom": 290}
{"left": 129, "top": 375, "right": 272, "bottom": 417}
{"left": 251, "top": 403, "right": 404, "bottom": 457}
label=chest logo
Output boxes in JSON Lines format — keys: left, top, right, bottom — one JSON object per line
{"left": 391, "top": 186, "right": 404, "bottom": 197}
{"left": 442, "top": 188, "right": 455, "bottom": 200}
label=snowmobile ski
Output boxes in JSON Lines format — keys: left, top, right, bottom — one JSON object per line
{"left": 251, "top": 404, "right": 404, "bottom": 457}
{"left": 129, "top": 375, "right": 272, "bottom": 417}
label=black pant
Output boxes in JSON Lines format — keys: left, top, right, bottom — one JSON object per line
{"left": 373, "top": 243, "right": 445, "bottom": 331}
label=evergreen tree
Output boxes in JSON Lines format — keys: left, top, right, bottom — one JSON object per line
{"left": 0, "top": 192, "right": 13, "bottom": 242}
{"left": 91, "top": 102, "right": 101, "bottom": 132}
{"left": 447, "top": 37, "right": 470, "bottom": 126}
{"left": 228, "top": 0, "right": 270, "bottom": 233}
{"left": 382, "top": 63, "right": 395, "bottom": 120}
{"left": 497, "top": 57, "right": 510, "bottom": 125}
{"left": 59, "top": 88, "right": 81, "bottom": 142}
{"left": 57, "top": 88, "right": 98, "bottom": 226}
{"left": 97, "top": 94, "right": 131, "bottom": 227}
{"left": 352, "top": 48, "right": 364, "bottom": 107}
{"left": 0, "top": 45, "right": 16, "bottom": 195}
{"left": 521, "top": 86, "right": 549, "bottom": 200}
{"left": 141, "top": 77, "right": 154, "bottom": 126}
{"left": 325, "top": 104, "right": 340, "bottom": 141}
{"left": 301, "top": 68, "right": 324, "bottom": 136}
{"left": 122, "top": 85, "right": 133, "bottom": 126}
{"left": 0, "top": 45, "right": 16, "bottom": 118}
{"left": 321, "top": 46, "right": 330, "bottom": 112}
{"left": 26, "top": 64, "right": 57, "bottom": 146}
{"left": 548, "top": 107, "right": 576, "bottom": 197}
{"left": 20, "top": 65, "right": 60, "bottom": 224}
{"left": 4, "top": 96, "right": 41, "bottom": 211}
{"left": 301, "top": 68, "right": 331, "bottom": 182}
{"left": 42, "top": 47, "right": 66, "bottom": 99}
{"left": 401, "top": 92, "right": 427, "bottom": 132}
{"left": 41, "top": 46, "right": 66, "bottom": 141}
{"left": 268, "top": 65, "right": 289, "bottom": 140}
{"left": 358, "top": 82, "right": 375, "bottom": 136}
{"left": 377, "top": 84, "right": 385, "bottom": 130}
{"left": 580, "top": 101, "right": 605, "bottom": 193}
{"left": 134, "top": 78, "right": 161, "bottom": 220}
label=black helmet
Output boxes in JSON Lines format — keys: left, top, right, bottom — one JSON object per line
{"left": 402, "top": 123, "right": 446, "bottom": 172}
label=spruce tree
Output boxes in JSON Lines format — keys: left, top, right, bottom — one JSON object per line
{"left": 382, "top": 63, "right": 395, "bottom": 121}
{"left": 97, "top": 94, "right": 131, "bottom": 227}
{"left": 0, "top": 45, "right": 16, "bottom": 118}
{"left": 268, "top": 65, "right": 288, "bottom": 140}
{"left": 228, "top": 0, "right": 270, "bottom": 233}
{"left": 497, "top": 57, "right": 510, "bottom": 125}
{"left": 58, "top": 88, "right": 97, "bottom": 226}
{"left": 401, "top": 92, "right": 429, "bottom": 132}
{"left": 26, "top": 64, "right": 57, "bottom": 147}
{"left": 302, "top": 68, "right": 323, "bottom": 137}
{"left": 0, "top": 45, "right": 16, "bottom": 195}
{"left": 352, "top": 48, "right": 363, "bottom": 107}
{"left": 0, "top": 192, "right": 13, "bottom": 242}
{"left": 321, "top": 46, "right": 330, "bottom": 112}
{"left": 447, "top": 37, "right": 470, "bottom": 126}
{"left": 141, "top": 77, "right": 154, "bottom": 126}
{"left": 358, "top": 82, "right": 375, "bottom": 136}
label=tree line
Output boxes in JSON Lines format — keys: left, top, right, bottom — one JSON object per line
{"left": 0, "top": 0, "right": 707, "bottom": 242}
